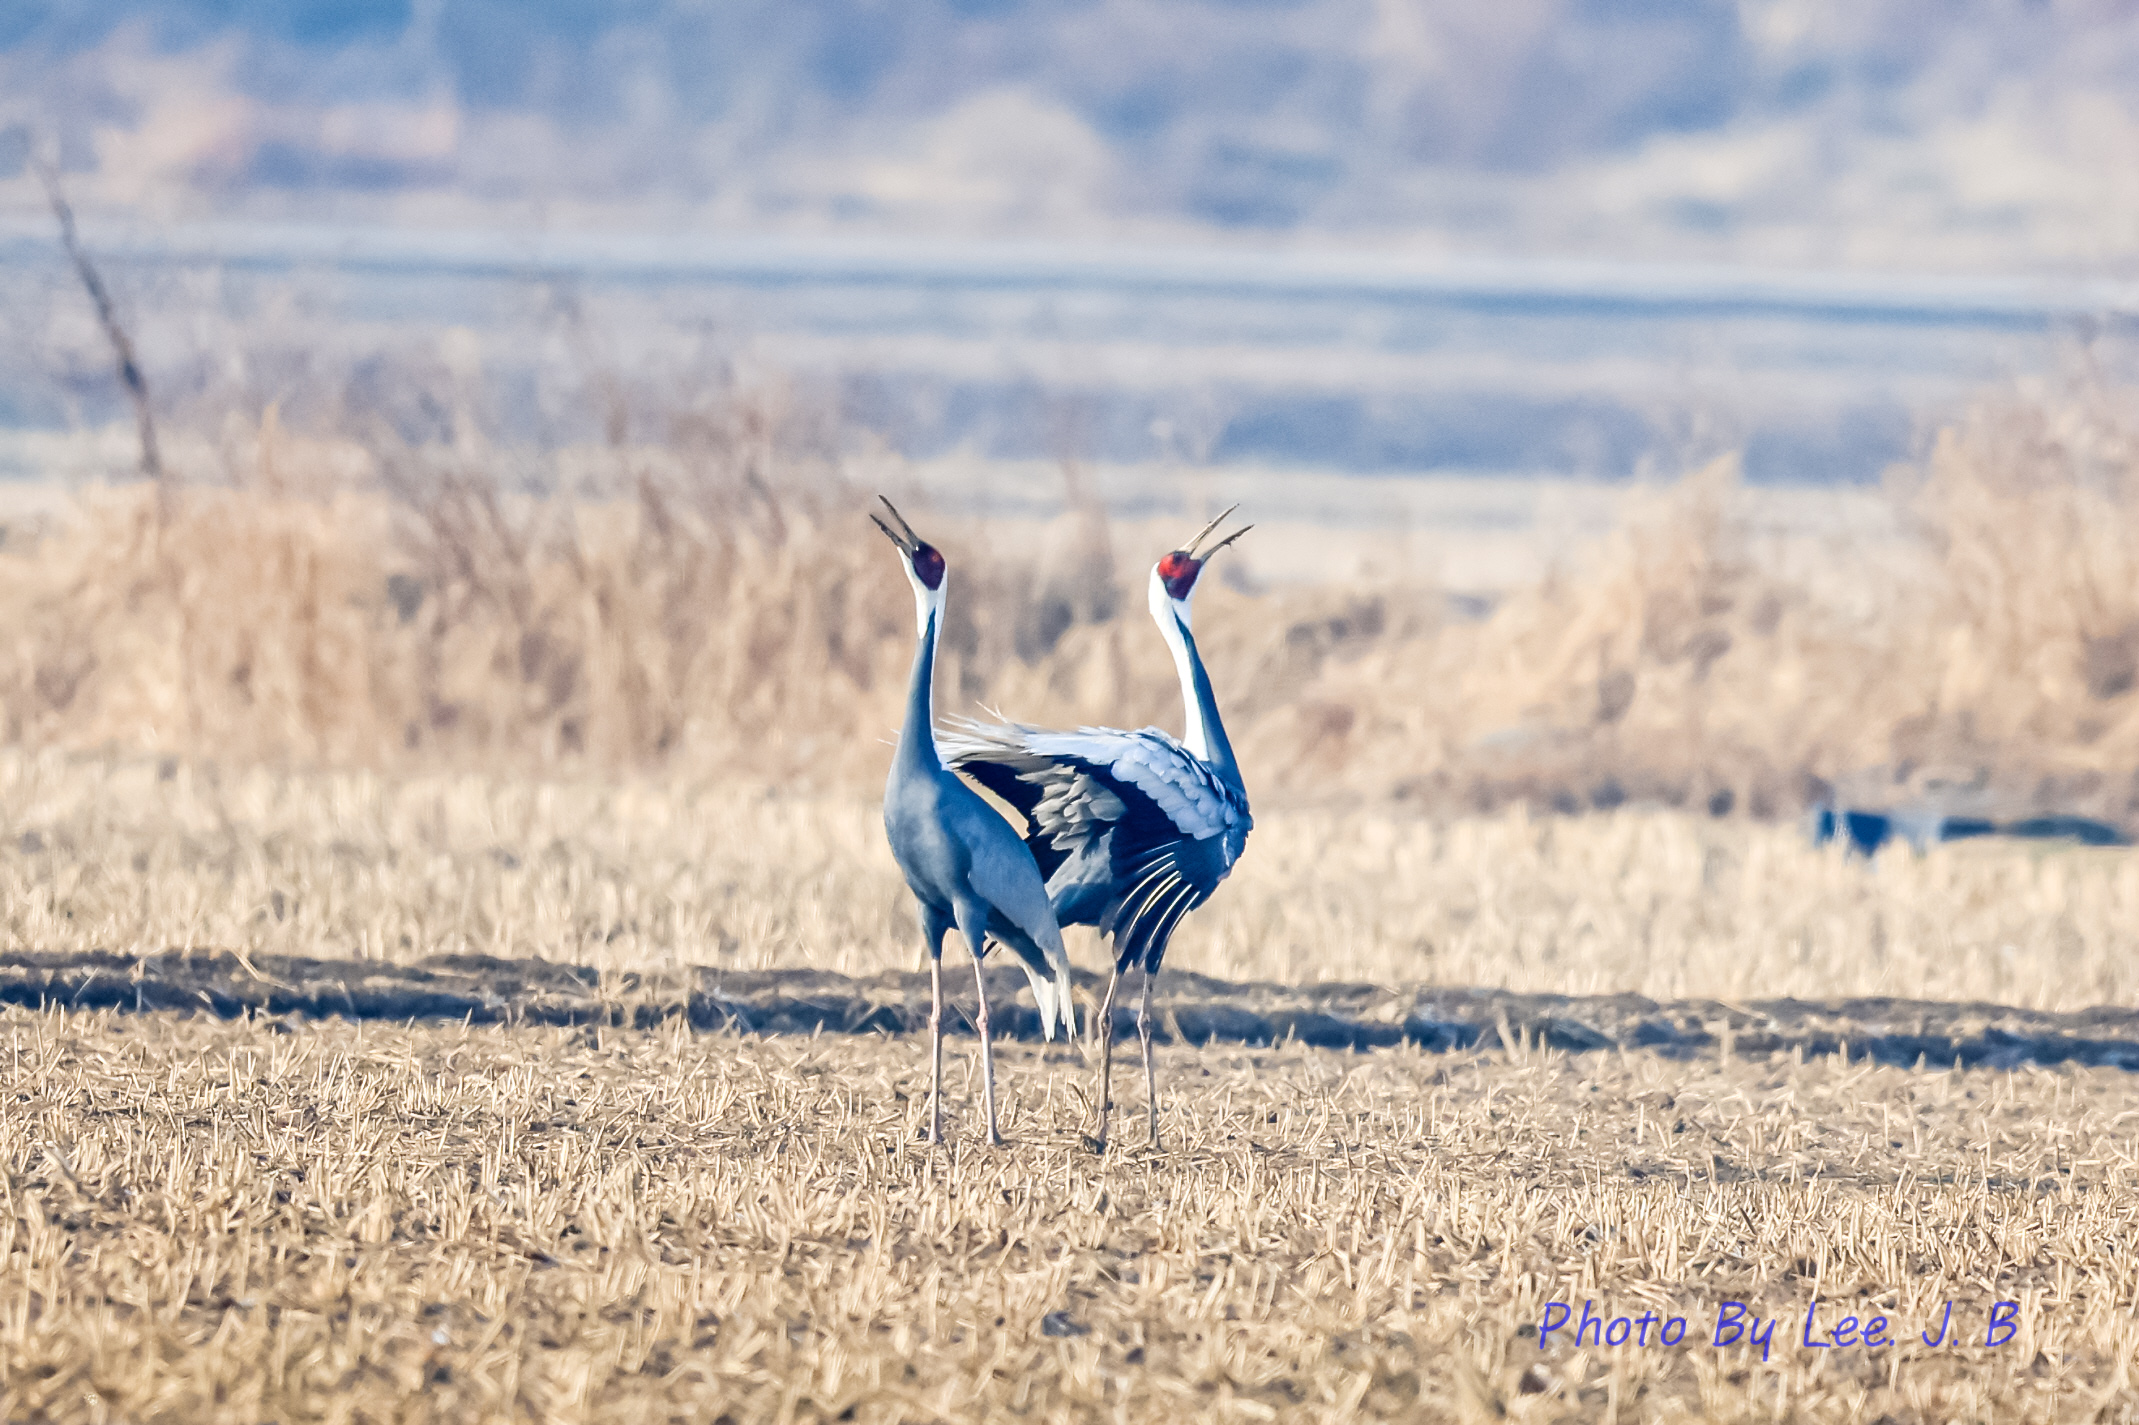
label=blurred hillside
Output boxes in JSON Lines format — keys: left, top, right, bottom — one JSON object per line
{"left": 3, "top": 1, "right": 2138, "bottom": 272}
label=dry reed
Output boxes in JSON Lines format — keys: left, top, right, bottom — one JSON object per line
{"left": 4, "top": 378, "right": 2139, "bottom": 824}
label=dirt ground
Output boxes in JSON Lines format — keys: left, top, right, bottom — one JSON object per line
{"left": 9, "top": 946, "right": 2139, "bottom": 1073}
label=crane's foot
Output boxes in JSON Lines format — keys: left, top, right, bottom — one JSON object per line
{"left": 1081, "top": 1132, "right": 1109, "bottom": 1155}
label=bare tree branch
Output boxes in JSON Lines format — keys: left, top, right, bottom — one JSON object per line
{"left": 35, "top": 158, "right": 164, "bottom": 488}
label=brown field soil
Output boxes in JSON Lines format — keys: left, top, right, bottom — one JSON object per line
{"left": 5, "top": 1009, "right": 2139, "bottom": 1423}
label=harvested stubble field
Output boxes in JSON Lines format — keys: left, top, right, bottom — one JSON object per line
{"left": 7, "top": 1001, "right": 2139, "bottom": 1423}
{"left": 7, "top": 749, "right": 2139, "bottom": 1008}
{"left": 5, "top": 755, "right": 2139, "bottom": 1422}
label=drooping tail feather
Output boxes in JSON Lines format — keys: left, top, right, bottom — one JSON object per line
{"left": 1019, "top": 958, "right": 1079, "bottom": 1042}
{"left": 1053, "top": 958, "right": 1077, "bottom": 1040}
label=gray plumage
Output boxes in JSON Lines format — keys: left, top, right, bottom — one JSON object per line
{"left": 944, "top": 506, "right": 1254, "bottom": 1150}
{"left": 872, "top": 497, "right": 1075, "bottom": 1146}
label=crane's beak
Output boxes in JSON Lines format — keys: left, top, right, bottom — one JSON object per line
{"left": 871, "top": 495, "right": 921, "bottom": 554}
{"left": 1180, "top": 503, "right": 1252, "bottom": 561}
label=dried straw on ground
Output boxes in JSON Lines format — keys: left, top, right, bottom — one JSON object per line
{"left": 2, "top": 601, "right": 2137, "bottom": 1423}
{"left": 7, "top": 750, "right": 2139, "bottom": 1009}
{"left": 5, "top": 1008, "right": 2136, "bottom": 1423}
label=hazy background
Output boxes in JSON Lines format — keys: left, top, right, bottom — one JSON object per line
{"left": 0, "top": 2, "right": 2137, "bottom": 824}
{"left": 3, "top": 0, "right": 2138, "bottom": 506}
{"left": 6, "top": 0, "right": 2138, "bottom": 263}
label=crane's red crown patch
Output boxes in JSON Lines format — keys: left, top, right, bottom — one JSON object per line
{"left": 1158, "top": 551, "right": 1202, "bottom": 600}
{"left": 912, "top": 544, "right": 947, "bottom": 590}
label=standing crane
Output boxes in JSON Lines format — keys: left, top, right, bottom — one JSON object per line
{"left": 943, "top": 506, "right": 1253, "bottom": 1150}
{"left": 873, "top": 497, "right": 1078, "bottom": 1146}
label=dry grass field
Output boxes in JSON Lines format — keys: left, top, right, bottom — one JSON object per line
{"left": 7, "top": 1002, "right": 2139, "bottom": 1423}
{"left": 7, "top": 749, "right": 2139, "bottom": 1009}
{"left": 4, "top": 756, "right": 2139, "bottom": 1421}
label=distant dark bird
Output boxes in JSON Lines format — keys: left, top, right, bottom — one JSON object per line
{"left": 944, "top": 506, "right": 1254, "bottom": 1150}
{"left": 1809, "top": 803, "right": 2128, "bottom": 856}
{"left": 873, "top": 498, "right": 1076, "bottom": 1146}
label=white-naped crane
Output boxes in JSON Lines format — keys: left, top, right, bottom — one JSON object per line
{"left": 942, "top": 506, "right": 1253, "bottom": 1150}
{"left": 873, "top": 497, "right": 1078, "bottom": 1146}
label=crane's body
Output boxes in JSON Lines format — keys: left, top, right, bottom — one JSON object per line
{"left": 874, "top": 499, "right": 1076, "bottom": 1146}
{"left": 945, "top": 508, "right": 1253, "bottom": 1150}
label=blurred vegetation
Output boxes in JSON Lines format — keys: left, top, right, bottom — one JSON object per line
{"left": 3, "top": 370, "right": 2139, "bottom": 825}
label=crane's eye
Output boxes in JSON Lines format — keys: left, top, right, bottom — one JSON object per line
{"left": 1158, "top": 551, "right": 1201, "bottom": 600}
{"left": 912, "top": 544, "right": 946, "bottom": 590}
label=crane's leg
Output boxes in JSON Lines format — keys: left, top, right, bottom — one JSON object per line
{"left": 1137, "top": 966, "right": 1162, "bottom": 1149}
{"left": 919, "top": 905, "right": 953, "bottom": 1145}
{"left": 1089, "top": 962, "right": 1124, "bottom": 1151}
{"left": 968, "top": 952, "right": 1004, "bottom": 1147}
{"left": 928, "top": 956, "right": 945, "bottom": 1145}
{"left": 954, "top": 900, "right": 1004, "bottom": 1146}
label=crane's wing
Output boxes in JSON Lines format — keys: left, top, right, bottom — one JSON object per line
{"left": 942, "top": 717, "right": 1251, "bottom": 963}
{"left": 1103, "top": 819, "right": 1238, "bottom": 969}
{"left": 950, "top": 743, "right": 1124, "bottom": 881}
{"left": 958, "top": 817, "right": 1069, "bottom": 962}
{"left": 945, "top": 718, "right": 1248, "bottom": 844}
{"left": 947, "top": 796, "right": 1078, "bottom": 1039}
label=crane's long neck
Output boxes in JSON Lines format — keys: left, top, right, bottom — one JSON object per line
{"left": 894, "top": 587, "right": 946, "bottom": 779}
{"left": 1152, "top": 575, "right": 1240, "bottom": 782}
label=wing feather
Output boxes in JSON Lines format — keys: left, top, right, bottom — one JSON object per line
{"left": 942, "top": 714, "right": 1251, "bottom": 971}
{"left": 962, "top": 833, "right": 1068, "bottom": 966}
{"left": 942, "top": 716, "right": 1247, "bottom": 847}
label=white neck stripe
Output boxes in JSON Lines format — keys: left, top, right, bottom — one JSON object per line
{"left": 1148, "top": 566, "right": 1209, "bottom": 761}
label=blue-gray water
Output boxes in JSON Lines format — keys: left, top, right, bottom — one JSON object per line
{"left": 3, "top": 222, "right": 2132, "bottom": 483}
